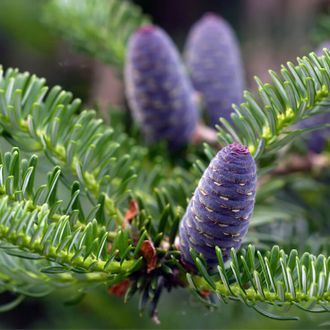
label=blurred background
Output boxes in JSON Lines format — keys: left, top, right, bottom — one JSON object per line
{"left": 0, "top": 0, "right": 330, "bottom": 328}
{"left": 1, "top": 0, "right": 329, "bottom": 116}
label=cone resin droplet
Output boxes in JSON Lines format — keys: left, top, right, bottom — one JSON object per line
{"left": 125, "top": 25, "right": 198, "bottom": 149}
{"left": 184, "top": 13, "right": 244, "bottom": 127}
{"left": 179, "top": 143, "right": 257, "bottom": 269}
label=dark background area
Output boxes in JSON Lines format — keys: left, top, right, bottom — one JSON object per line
{"left": 0, "top": 0, "right": 330, "bottom": 328}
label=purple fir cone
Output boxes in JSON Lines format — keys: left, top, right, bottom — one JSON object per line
{"left": 184, "top": 13, "right": 244, "bottom": 127}
{"left": 179, "top": 143, "right": 256, "bottom": 269}
{"left": 295, "top": 41, "right": 330, "bottom": 153}
{"left": 125, "top": 25, "right": 198, "bottom": 149}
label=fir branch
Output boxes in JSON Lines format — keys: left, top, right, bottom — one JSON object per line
{"left": 0, "top": 196, "right": 141, "bottom": 277}
{"left": 43, "top": 0, "right": 150, "bottom": 69}
{"left": 217, "top": 50, "right": 330, "bottom": 162}
{"left": 0, "top": 66, "right": 195, "bottom": 225}
{"left": 0, "top": 148, "right": 143, "bottom": 297}
{"left": 189, "top": 245, "right": 330, "bottom": 319}
{"left": 0, "top": 61, "right": 329, "bottom": 320}
{"left": 0, "top": 67, "right": 146, "bottom": 222}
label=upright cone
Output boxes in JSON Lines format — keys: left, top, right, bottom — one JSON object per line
{"left": 125, "top": 25, "right": 198, "bottom": 150}
{"left": 184, "top": 13, "right": 244, "bottom": 127}
{"left": 179, "top": 143, "right": 256, "bottom": 269}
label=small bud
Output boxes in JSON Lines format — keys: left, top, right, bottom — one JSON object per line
{"left": 125, "top": 25, "right": 198, "bottom": 149}
{"left": 184, "top": 13, "right": 244, "bottom": 127}
{"left": 179, "top": 143, "right": 256, "bottom": 269}
{"left": 124, "top": 199, "right": 139, "bottom": 224}
{"left": 108, "top": 279, "right": 131, "bottom": 297}
{"left": 141, "top": 240, "right": 157, "bottom": 273}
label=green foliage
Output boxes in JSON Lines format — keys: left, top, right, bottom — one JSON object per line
{"left": 1, "top": 22, "right": 330, "bottom": 321}
{"left": 0, "top": 66, "right": 149, "bottom": 223}
{"left": 43, "top": 0, "right": 150, "bottom": 69}
{"left": 217, "top": 50, "right": 330, "bottom": 163}
{"left": 25, "top": 0, "right": 330, "bottom": 322}
{"left": 0, "top": 63, "right": 329, "bottom": 321}
{"left": 0, "top": 148, "right": 142, "bottom": 294}
{"left": 189, "top": 246, "right": 329, "bottom": 320}
{"left": 0, "top": 67, "right": 191, "bottom": 311}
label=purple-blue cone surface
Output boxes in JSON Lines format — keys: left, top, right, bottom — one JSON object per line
{"left": 125, "top": 25, "right": 198, "bottom": 149}
{"left": 295, "top": 41, "right": 330, "bottom": 153}
{"left": 184, "top": 13, "right": 245, "bottom": 127}
{"left": 315, "top": 40, "right": 330, "bottom": 56}
{"left": 179, "top": 143, "right": 256, "bottom": 269}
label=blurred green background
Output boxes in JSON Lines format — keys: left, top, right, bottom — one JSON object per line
{"left": 0, "top": 0, "right": 329, "bottom": 328}
{"left": 1, "top": 288, "right": 330, "bottom": 329}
